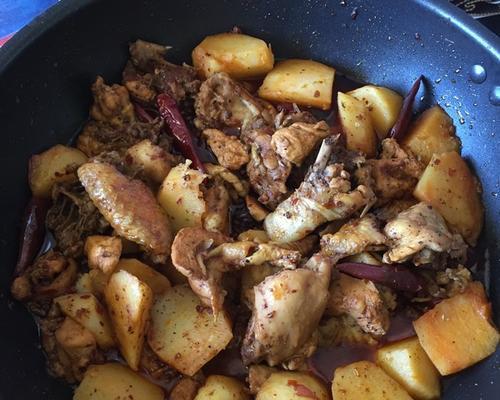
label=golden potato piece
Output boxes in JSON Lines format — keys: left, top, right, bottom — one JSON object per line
{"left": 104, "top": 270, "right": 153, "bottom": 370}
{"left": 348, "top": 85, "right": 403, "bottom": 139}
{"left": 148, "top": 285, "right": 233, "bottom": 376}
{"left": 158, "top": 161, "right": 208, "bottom": 233}
{"left": 402, "top": 106, "right": 461, "bottom": 165}
{"left": 54, "top": 293, "right": 115, "bottom": 349}
{"left": 84, "top": 235, "right": 122, "bottom": 275}
{"left": 332, "top": 361, "right": 413, "bottom": 400}
{"left": 29, "top": 144, "right": 87, "bottom": 197}
{"left": 192, "top": 32, "right": 274, "bottom": 79}
{"left": 126, "top": 139, "right": 172, "bottom": 183}
{"left": 195, "top": 375, "right": 250, "bottom": 400}
{"left": 258, "top": 59, "right": 335, "bottom": 110}
{"left": 376, "top": 337, "right": 440, "bottom": 400}
{"left": 337, "top": 92, "right": 377, "bottom": 157}
{"left": 413, "top": 151, "right": 483, "bottom": 245}
{"left": 74, "top": 363, "right": 164, "bottom": 400}
{"left": 413, "top": 282, "right": 499, "bottom": 376}
{"left": 256, "top": 372, "right": 329, "bottom": 400}
{"left": 116, "top": 258, "right": 171, "bottom": 295}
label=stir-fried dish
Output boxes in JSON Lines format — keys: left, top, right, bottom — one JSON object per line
{"left": 11, "top": 32, "right": 499, "bottom": 400}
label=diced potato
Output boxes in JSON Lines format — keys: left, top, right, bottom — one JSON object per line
{"left": 337, "top": 92, "right": 377, "bottom": 157}
{"left": 195, "top": 375, "right": 250, "bottom": 400}
{"left": 75, "top": 273, "right": 93, "bottom": 294}
{"left": 104, "top": 270, "right": 153, "bottom": 370}
{"left": 258, "top": 59, "right": 335, "bottom": 110}
{"left": 192, "top": 33, "right": 274, "bottom": 79}
{"left": 344, "top": 252, "right": 382, "bottom": 266}
{"left": 332, "top": 361, "right": 413, "bottom": 400}
{"left": 413, "top": 282, "right": 499, "bottom": 375}
{"left": 158, "top": 161, "right": 208, "bottom": 233}
{"left": 256, "top": 372, "right": 329, "bottom": 400}
{"left": 29, "top": 144, "right": 88, "bottom": 197}
{"left": 148, "top": 285, "right": 233, "bottom": 376}
{"left": 126, "top": 139, "right": 172, "bottom": 183}
{"left": 74, "top": 363, "right": 164, "bottom": 400}
{"left": 54, "top": 293, "right": 115, "bottom": 349}
{"left": 413, "top": 151, "right": 483, "bottom": 245}
{"left": 376, "top": 337, "right": 440, "bottom": 400}
{"left": 55, "top": 317, "right": 96, "bottom": 361}
{"left": 116, "top": 258, "right": 171, "bottom": 295}
{"left": 402, "top": 106, "right": 461, "bottom": 165}
{"left": 84, "top": 235, "right": 122, "bottom": 275}
{"left": 348, "top": 85, "right": 403, "bottom": 139}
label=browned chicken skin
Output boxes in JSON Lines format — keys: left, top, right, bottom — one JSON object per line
{"left": 241, "top": 254, "right": 332, "bottom": 367}
{"left": 90, "top": 76, "right": 135, "bottom": 127}
{"left": 202, "top": 128, "right": 249, "bottom": 170}
{"left": 78, "top": 162, "right": 172, "bottom": 263}
{"left": 327, "top": 273, "right": 390, "bottom": 336}
{"left": 383, "top": 202, "right": 467, "bottom": 266}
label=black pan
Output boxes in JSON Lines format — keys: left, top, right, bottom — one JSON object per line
{"left": 0, "top": 0, "right": 498, "bottom": 399}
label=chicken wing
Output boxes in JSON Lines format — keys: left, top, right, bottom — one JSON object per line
{"left": 78, "top": 162, "right": 172, "bottom": 263}
{"left": 383, "top": 202, "right": 467, "bottom": 266}
{"left": 264, "top": 138, "right": 376, "bottom": 243}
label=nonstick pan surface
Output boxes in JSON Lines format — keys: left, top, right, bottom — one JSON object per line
{"left": 0, "top": 0, "right": 498, "bottom": 398}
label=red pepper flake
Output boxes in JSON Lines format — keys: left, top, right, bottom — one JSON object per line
{"left": 287, "top": 380, "right": 319, "bottom": 399}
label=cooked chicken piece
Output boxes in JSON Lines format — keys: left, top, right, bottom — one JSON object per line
{"left": 271, "top": 121, "right": 330, "bottom": 165}
{"left": 318, "top": 314, "right": 378, "bottom": 347}
{"left": 356, "top": 138, "right": 424, "bottom": 205}
{"left": 372, "top": 198, "right": 417, "bottom": 222}
{"left": 245, "top": 195, "right": 269, "bottom": 222}
{"left": 383, "top": 202, "right": 467, "bottom": 265}
{"left": 241, "top": 263, "right": 281, "bottom": 309}
{"left": 248, "top": 365, "right": 277, "bottom": 395}
{"left": 203, "top": 129, "right": 249, "bottom": 170}
{"left": 77, "top": 118, "right": 166, "bottom": 157}
{"left": 84, "top": 235, "right": 122, "bottom": 274}
{"left": 205, "top": 163, "right": 249, "bottom": 198}
{"left": 274, "top": 107, "right": 317, "bottom": 129}
{"left": 264, "top": 138, "right": 376, "bottom": 243}
{"left": 46, "top": 181, "right": 109, "bottom": 257}
{"left": 90, "top": 77, "right": 135, "bottom": 127}
{"left": 11, "top": 251, "right": 77, "bottom": 304}
{"left": 436, "top": 265, "right": 472, "bottom": 298}
{"left": 195, "top": 72, "right": 275, "bottom": 132}
{"left": 246, "top": 130, "right": 291, "bottom": 208}
{"left": 321, "top": 215, "right": 386, "bottom": 259}
{"left": 78, "top": 162, "right": 172, "bottom": 263}
{"left": 170, "top": 377, "right": 202, "bottom": 400}
{"left": 241, "top": 254, "right": 332, "bottom": 367}
{"left": 55, "top": 317, "right": 99, "bottom": 382}
{"left": 203, "top": 180, "right": 231, "bottom": 234}
{"left": 127, "top": 39, "right": 200, "bottom": 103}
{"left": 122, "top": 63, "right": 157, "bottom": 103}
{"left": 171, "top": 227, "right": 231, "bottom": 314}
{"left": 327, "top": 273, "right": 389, "bottom": 336}
{"left": 207, "top": 241, "right": 302, "bottom": 269}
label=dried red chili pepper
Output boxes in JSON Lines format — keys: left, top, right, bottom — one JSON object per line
{"left": 14, "top": 197, "right": 50, "bottom": 277}
{"left": 389, "top": 75, "right": 423, "bottom": 141}
{"left": 156, "top": 93, "right": 206, "bottom": 172}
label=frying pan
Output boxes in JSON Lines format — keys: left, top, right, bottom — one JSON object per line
{"left": 0, "top": 0, "right": 498, "bottom": 398}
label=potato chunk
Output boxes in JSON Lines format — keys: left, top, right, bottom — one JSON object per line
{"left": 402, "top": 106, "right": 461, "bottom": 165}
{"left": 54, "top": 293, "right": 115, "bottom": 349}
{"left": 104, "top": 270, "right": 153, "bottom": 370}
{"left": 74, "top": 363, "right": 164, "bottom": 400}
{"left": 158, "top": 161, "right": 208, "bottom": 233}
{"left": 376, "top": 337, "right": 440, "bottom": 400}
{"left": 84, "top": 235, "right": 122, "bottom": 275}
{"left": 192, "top": 33, "right": 274, "bottom": 79}
{"left": 126, "top": 139, "right": 172, "bottom": 183}
{"left": 148, "top": 285, "right": 233, "bottom": 376}
{"left": 258, "top": 59, "right": 335, "bottom": 110}
{"left": 256, "top": 372, "right": 329, "bottom": 400}
{"left": 348, "top": 85, "right": 403, "bottom": 139}
{"left": 29, "top": 144, "right": 87, "bottom": 197}
{"left": 337, "top": 92, "right": 377, "bottom": 157}
{"left": 413, "top": 282, "right": 499, "bottom": 375}
{"left": 195, "top": 375, "right": 250, "bottom": 400}
{"left": 116, "top": 258, "right": 171, "bottom": 295}
{"left": 413, "top": 151, "right": 483, "bottom": 245}
{"left": 332, "top": 361, "right": 413, "bottom": 400}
